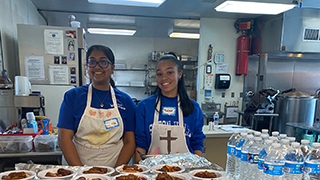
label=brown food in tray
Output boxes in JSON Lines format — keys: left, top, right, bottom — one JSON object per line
{"left": 156, "top": 172, "right": 183, "bottom": 180}
{"left": 115, "top": 174, "right": 146, "bottom": 180}
{"left": 2, "top": 172, "right": 29, "bottom": 180}
{"left": 76, "top": 177, "right": 102, "bottom": 180}
{"left": 156, "top": 165, "right": 181, "bottom": 172}
{"left": 121, "top": 165, "right": 143, "bottom": 173}
{"left": 83, "top": 167, "right": 109, "bottom": 174}
{"left": 194, "top": 171, "right": 217, "bottom": 178}
{"left": 45, "top": 168, "right": 72, "bottom": 177}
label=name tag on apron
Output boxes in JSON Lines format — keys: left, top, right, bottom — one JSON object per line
{"left": 104, "top": 118, "right": 120, "bottom": 129}
{"left": 162, "top": 107, "right": 176, "bottom": 116}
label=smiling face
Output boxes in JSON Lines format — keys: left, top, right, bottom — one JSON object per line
{"left": 156, "top": 59, "right": 182, "bottom": 97}
{"left": 88, "top": 49, "right": 114, "bottom": 89}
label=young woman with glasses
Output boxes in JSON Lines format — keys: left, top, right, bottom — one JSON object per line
{"left": 135, "top": 54, "right": 205, "bottom": 163}
{"left": 57, "top": 45, "right": 136, "bottom": 167}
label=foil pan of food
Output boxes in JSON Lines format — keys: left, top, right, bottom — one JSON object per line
{"left": 138, "top": 153, "right": 223, "bottom": 171}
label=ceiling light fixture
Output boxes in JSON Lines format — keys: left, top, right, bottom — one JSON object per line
{"left": 88, "top": 28, "right": 136, "bottom": 36}
{"left": 87, "top": 24, "right": 137, "bottom": 36}
{"left": 213, "top": 0, "right": 297, "bottom": 15}
{"left": 87, "top": 0, "right": 166, "bottom": 7}
{"left": 168, "top": 28, "right": 200, "bottom": 39}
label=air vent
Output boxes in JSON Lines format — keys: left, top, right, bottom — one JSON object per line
{"left": 303, "top": 28, "right": 320, "bottom": 41}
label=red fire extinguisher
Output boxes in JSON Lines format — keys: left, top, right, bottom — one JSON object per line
{"left": 236, "top": 32, "right": 250, "bottom": 75}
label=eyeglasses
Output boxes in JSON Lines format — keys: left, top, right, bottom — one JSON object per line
{"left": 87, "top": 60, "right": 111, "bottom": 68}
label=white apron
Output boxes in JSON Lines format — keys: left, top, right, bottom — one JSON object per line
{"left": 62, "top": 84, "right": 123, "bottom": 166}
{"left": 147, "top": 96, "right": 190, "bottom": 155}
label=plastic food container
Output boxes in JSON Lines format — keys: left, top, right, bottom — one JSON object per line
{"left": 0, "top": 170, "right": 36, "bottom": 180}
{"left": 0, "top": 136, "right": 33, "bottom": 153}
{"left": 188, "top": 169, "right": 226, "bottom": 180}
{"left": 34, "top": 135, "right": 57, "bottom": 152}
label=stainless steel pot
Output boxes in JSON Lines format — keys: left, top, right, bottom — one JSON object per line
{"left": 274, "top": 91, "right": 318, "bottom": 138}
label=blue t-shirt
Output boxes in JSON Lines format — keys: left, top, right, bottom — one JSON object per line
{"left": 135, "top": 94, "right": 206, "bottom": 153}
{"left": 57, "top": 85, "right": 136, "bottom": 135}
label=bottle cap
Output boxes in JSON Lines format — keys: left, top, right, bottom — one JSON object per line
{"left": 233, "top": 131, "right": 240, "bottom": 134}
{"left": 281, "top": 139, "right": 290, "bottom": 144}
{"left": 272, "top": 131, "right": 279, "bottom": 136}
{"left": 26, "top": 112, "right": 35, "bottom": 121}
{"left": 269, "top": 137, "right": 277, "bottom": 141}
{"left": 291, "top": 142, "right": 300, "bottom": 147}
{"left": 301, "top": 139, "right": 310, "bottom": 144}
{"left": 254, "top": 137, "right": 262, "bottom": 141}
{"left": 240, "top": 132, "right": 248, "bottom": 136}
{"left": 288, "top": 137, "right": 296, "bottom": 142}
{"left": 247, "top": 134, "right": 254, "bottom": 139}
{"left": 312, "top": 142, "right": 320, "bottom": 148}
{"left": 262, "top": 129, "right": 268, "bottom": 133}
{"left": 280, "top": 134, "right": 287, "bottom": 138}
{"left": 254, "top": 132, "right": 261, "bottom": 136}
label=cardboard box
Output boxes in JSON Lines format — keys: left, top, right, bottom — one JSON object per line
{"left": 187, "top": 90, "right": 197, "bottom": 101}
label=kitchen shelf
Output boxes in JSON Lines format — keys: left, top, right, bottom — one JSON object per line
{"left": 117, "top": 85, "right": 145, "bottom": 88}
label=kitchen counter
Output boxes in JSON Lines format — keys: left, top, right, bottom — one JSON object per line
{"left": 202, "top": 125, "right": 254, "bottom": 169}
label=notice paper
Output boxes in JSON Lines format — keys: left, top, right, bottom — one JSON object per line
{"left": 215, "top": 63, "right": 228, "bottom": 74}
{"left": 48, "top": 66, "right": 69, "bottom": 84}
{"left": 25, "top": 56, "right": 45, "bottom": 80}
{"left": 44, "top": 29, "right": 64, "bottom": 55}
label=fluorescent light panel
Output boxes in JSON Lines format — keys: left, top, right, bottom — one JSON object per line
{"left": 169, "top": 32, "right": 200, "bottom": 39}
{"left": 88, "top": 28, "right": 136, "bottom": 36}
{"left": 215, "top": 1, "right": 296, "bottom": 15}
{"left": 87, "top": 0, "right": 166, "bottom": 7}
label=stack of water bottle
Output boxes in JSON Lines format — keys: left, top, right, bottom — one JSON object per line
{"left": 226, "top": 129, "right": 320, "bottom": 180}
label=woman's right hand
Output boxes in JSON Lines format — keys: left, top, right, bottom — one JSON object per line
{"left": 58, "top": 128, "right": 83, "bottom": 166}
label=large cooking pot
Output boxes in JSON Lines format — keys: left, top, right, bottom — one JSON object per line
{"left": 274, "top": 91, "right": 318, "bottom": 139}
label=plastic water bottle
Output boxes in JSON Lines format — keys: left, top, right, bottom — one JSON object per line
{"left": 262, "top": 129, "right": 269, "bottom": 135}
{"left": 280, "top": 139, "right": 291, "bottom": 152}
{"left": 261, "top": 134, "right": 269, "bottom": 142}
{"left": 213, "top": 112, "right": 219, "bottom": 126}
{"left": 226, "top": 131, "right": 241, "bottom": 178}
{"left": 304, "top": 142, "right": 320, "bottom": 180}
{"left": 279, "top": 134, "right": 288, "bottom": 140}
{"left": 288, "top": 137, "right": 296, "bottom": 146}
{"left": 272, "top": 131, "right": 279, "bottom": 138}
{"left": 239, "top": 134, "right": 254, "bottom": 180}
{"left": 234, "top": 132, "right": 248, "bottom": 179}
{"left": 301, "top": 139, "right": 311, "bottom": 157}
{"left": 263, "top": 143, "right": 285, "bottom": 179}
{"left": 26, "top": 112, "right": 38, "bottom": 133}
{"left": 254, "top": 131, "right": 261, "bottom": 137}
{"left": 258, "top": 140, "right": 273, "bottom": 179}
{"left": 283, "top": 142, "right": 304, "bottom": 180}
{"left": 269, "top": 136, "right": 278, "bottom": 143}
{"left": 247, "top": 137, "right": 264, "bottom": 179}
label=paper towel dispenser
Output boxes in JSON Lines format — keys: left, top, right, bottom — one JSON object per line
{"left": 215, "top": 74, "right": 231, "bottom": 89}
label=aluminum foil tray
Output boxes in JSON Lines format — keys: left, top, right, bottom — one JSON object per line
{"left": 138, "top": 152, "right": 223, "bottom": 171}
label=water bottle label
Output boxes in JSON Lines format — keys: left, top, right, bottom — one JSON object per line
{"left": 241, "top": 151, "right": 248, "bottom": 162}
{"left": 248, "top": 153, "right": 259, "bottom": 164}
{"left": 227, "top": 145, "right": 236, "bottom": 155}
{"left": 258, "top": 158, "right": 265, "bottom": 170}
{"left": 305, "top": 162, "right": 320, "bottom": 174}
{"left": 264, "top": 163, "right": 284, "bottom": 176}
{"left": 235, "top": 147, "right": 241, "bottom": 158}
{"left": 284, "top": 162, "right": 304, "bottom": 174}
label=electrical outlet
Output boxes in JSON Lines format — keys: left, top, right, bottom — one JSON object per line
{"left": 231, "top": 92, "right": 235, "bottom": 98}
{"left": 222, "top": 92, "right": 225, "bottom": 98}
{"left": 240, "top": 92, "right": 244, "bottom": 98}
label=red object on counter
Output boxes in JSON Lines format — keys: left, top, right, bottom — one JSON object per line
{"left": 236, "top": 33, "right": 250, "bottom": 75}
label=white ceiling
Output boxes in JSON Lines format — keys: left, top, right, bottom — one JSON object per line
{"left": 30, "top": 0, "right": 304, "bottom": 38}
